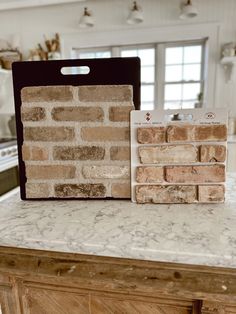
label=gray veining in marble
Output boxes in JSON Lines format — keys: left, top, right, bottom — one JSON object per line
{"left": 0, "top": 174, "right": 236, "bottom": 268}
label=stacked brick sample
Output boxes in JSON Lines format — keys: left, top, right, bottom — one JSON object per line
{"left": 131, "top": 110, "right": 227, "bottom": 204}
{"left": 21, "top": 85, "right": 134, "bottom": 199}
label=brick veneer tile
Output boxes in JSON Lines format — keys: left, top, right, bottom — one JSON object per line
{"left": 55, "top": 184, "right": 106, "bottom": 198}
{"left": 53, "top": 146, "right": 105, "bottom": 161}
{"left": 81, "top": 127, "right": 130, "bottom": 142}
{"left": 136, "top": 185, "right": 197, "bottom": 204}
{"left": 26, "top": 165, "right": 76, "bottom": 180}
{"left": 51, "top": 107, "right": 104, "bottom": 122}
{"left": 167, "top": 124, "right": 227, "bottom": 142}
{"left": 139, "top": 145, "right": 197, "bottom": 164}
{"left": 200, "top": 145, "right": 226, "bottom": 162}
{"left": 24, "top": 127, "right": 75, "bottom": 142}
{"left": 165, "top": 165, "right": 225, "bottom": 183}
{"left": 136, "top": 167, "right": 164, "bottom": 183}
{"left": 78, "top": 85, "right": 132, "bottom": 102}
{"left": 21, "top": 107, "right": 46, "bottom": 121}
{"left": 111, "top": 183, "right": 131, "bottom": 198}
{"left": 25, "top": 183, "right": 50, "bottom": 198}
{"left": 110, "top": 146, "right": 130, "bottom": 161}
{"left": 109, "top": 106, "right": 133, "bottom": 122}
{"left": 21, "top": 86, "right": 73, "bottom": 102}
{"left": 82, "top": 165, "right": 130, "bottom": 179}
{"left": 198, "top": 185, "right": 225, "bottom": 202}
{"left": 137, "top": 127, "right": 166, "bottom": 144}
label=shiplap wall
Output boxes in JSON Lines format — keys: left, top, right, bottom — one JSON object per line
{"left": 0, "top": 0, "right": 235, "bottom": 116}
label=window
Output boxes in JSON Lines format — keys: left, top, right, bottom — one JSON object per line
{"left": 72, "top": 39, "right": 206, "bottom": 110}
{"left": 164, "top": 43, "right": 204, "bottom": 110}
{"left": 121, "top": 47, "right": 155, "bottom": 110}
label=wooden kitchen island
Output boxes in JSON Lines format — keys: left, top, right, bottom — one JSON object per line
{"left": 1, "top": 174, "right": 236, "bottom": 313}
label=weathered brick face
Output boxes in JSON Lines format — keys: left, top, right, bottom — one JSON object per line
{"left": 134, "top": 122, "right": 227, "bottom": 203}
{"left": 21, "top": 85, "right": 134, "bottom": 199}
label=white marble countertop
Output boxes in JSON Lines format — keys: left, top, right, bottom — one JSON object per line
{"left": 0, "top": 174, "right": 236, "bottom": 269}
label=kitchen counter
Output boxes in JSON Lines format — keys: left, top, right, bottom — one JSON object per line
{"left": 0, "top": 173, "right": 236, "bottom": 269}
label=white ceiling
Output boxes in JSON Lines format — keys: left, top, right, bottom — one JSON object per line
{"left": 0, "top": 0, "right": 86, "bottom": 11}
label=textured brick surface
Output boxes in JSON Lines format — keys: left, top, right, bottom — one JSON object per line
{"left": 26, "top": 165, "right": 76, "bottom": 180}
{"left": 25, "top": 183, "right": 50, "bottom": 198}
{"left": 110, "top": 146, "right": 130, "bottom": 161}
{"left": 136, "top": 185, "right": 197, "bottom": 204}
{"left": 79, "top": 85, "right": 132, "bottom": 102}
{"left": 111, "top": 183, "right": 131, "bottom": 198}
{"left": 200, "top": 145, "right": 226, "bottom": 163}
{"left": 198, "top": 185, "right": 225, "bottom": 202}
{"left": 51, "top": 107, "right": 104, "bottom": 122}
{"left": 136, "top": 167, "right": 164, "bottom": 183}
{"left": 21, "top": 86, "right": 73, "bottom": 102}
{"left": 82, "top": 165, "right": 130, "bottom": 179}
{"left": 139, "top": 145, "right": 197, "bottom": 164}
{"left": 22, "top": 145, "right": 48, "bottom": 161}
{"left": 137, "top": 127, "right": 166, "bottom": 144}
{"left": 53, "top": 146, "right": 105, "bottom": 160}
{"left": 24, "top": 127, "right": 75, "bottom": 142}
{"left": 109, "top": 106, "right": 133, "bottom": 122}
{"left": 21, "top": 107, "right": 46, "bottom": 121}
{"left": 167, "top": 124, "right": 227, "bottom": 142}
{"left": 165, "top": 165, "right": 225, "bottom": 183}
{"left": 21, "top": 84, "right": 133, "bottom": 199}
{"left": 81, "top": 127, "right": 129, "bottom": 142}
{"left": 55, "top": 184, "right": 106, "bottom": 198}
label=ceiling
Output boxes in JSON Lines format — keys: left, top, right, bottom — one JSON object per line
{"left": 0, "top": 0, "right": 86, "bottom": 11}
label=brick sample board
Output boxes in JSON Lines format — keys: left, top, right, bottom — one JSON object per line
{"left": 131, "top": 109, "right": 227, "bottom": 204}
{"left": 12, "top": 58, "right": 140, "bottom": 199}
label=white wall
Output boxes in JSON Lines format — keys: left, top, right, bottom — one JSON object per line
{"left": 0, "top": 0, "right": 236, "bottom": 116}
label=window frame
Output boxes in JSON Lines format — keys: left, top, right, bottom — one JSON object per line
{"left": 61, "top": 23, "right": 218, "bottom": 109}
{"left": 160, "top": 39, "right": 207, "bottom": 110}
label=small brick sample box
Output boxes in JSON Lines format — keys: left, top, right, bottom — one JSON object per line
{"left": 12, "top": 58, "right": 140, "bottom": 199}
{"left": 131, "top": 109, "right": 227, "bottom": 204}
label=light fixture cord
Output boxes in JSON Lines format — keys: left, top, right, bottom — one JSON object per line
{"left": 133, "top": 1, "right": 138, "bottom": 11}
{"left": 84, "top": 7, "right": 90, "bottom": 17}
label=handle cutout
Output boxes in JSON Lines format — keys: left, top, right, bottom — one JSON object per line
{"left": 61, "top": 66, "right": 90, "bottom": 75}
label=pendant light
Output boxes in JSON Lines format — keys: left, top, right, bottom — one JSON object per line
{"left": 127, "top": 1, "right": 143, "bottom": 25}
{"left": 180, "top": 0, "right": 198, "bottom": 19}
{"left": 79, "top": 7, "right": 94, "bottom": 28}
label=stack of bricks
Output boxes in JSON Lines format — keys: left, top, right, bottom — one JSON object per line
{"left": 20, "top": 85, "right": 134, "bottom": 199}
{"left": 135, "top": 124, "right": 227, "bottom": 204}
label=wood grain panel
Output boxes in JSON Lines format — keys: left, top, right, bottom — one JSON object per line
{"left": 21, "top": 287, "right": 90, "bottom": 314}
{"left": 91, "top": 295, "right": 193, "bottom": 314}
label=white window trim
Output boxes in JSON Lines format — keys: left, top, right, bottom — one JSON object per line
{"left": 160, "top": 39, "right": 207, "bottom": 110}
{"left": 61, "top": 23, "right": 220, "bottom": 109}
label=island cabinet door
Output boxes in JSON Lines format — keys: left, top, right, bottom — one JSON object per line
{"left": 19, "top": 283, "right": 200, "bottom": 314}
{"left": 0, "top": 280, "right": 19, "bottom": 314}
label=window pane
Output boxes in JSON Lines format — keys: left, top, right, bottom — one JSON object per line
{"left": 121, "top": 50, "right": 137, "bottom": 57}
{"left": 141, "top": 102, "right": 154, "bottom": 110}
{"left": 183, "top": 83, "right": 200, "bottom": 100}
{"left": 79, "top": 52, "right": 95, "bottom": 59}
{"left": 184, "top": 45, "right": 202, "bottom": 63}
{"left": 164, "top": 101, "right": 181, "bottom": 110}
{"left": 141, "top": 85, "right": 154, "bottom": 102}
{"left": 166, "top": 47, "right": 183, "bottom": 65}
{"left": 138, "top": 49, "right": 155, "bottom": 65}
{"left": 183, "top": 64, "right": 201, "bottom": 81}
{"left": 142, "top": 66, "right": 155, "bottom": 83}
{"left": 181, "top": 101, "right": 196, "bottom": 109}
{"left": 165, "top": 84, "right": 182, "bottom": 101}
{"left": 95, "top": 51, "right": 111, "bottom": 58}
{"left": 165, "top": 65, "right": 182, "bottom": 82}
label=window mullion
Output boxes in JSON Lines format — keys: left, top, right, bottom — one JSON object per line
{"left": 156, "top": 43, "right": 165, "bottom": 110}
